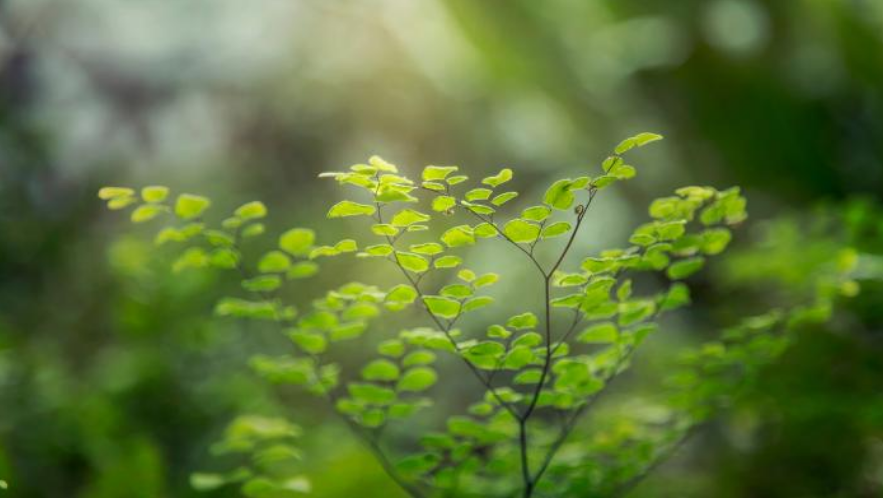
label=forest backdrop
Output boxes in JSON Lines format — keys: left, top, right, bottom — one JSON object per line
{"left": 2, "top": 0, "right": 883, "bottom": 496}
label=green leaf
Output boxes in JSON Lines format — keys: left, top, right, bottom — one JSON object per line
{"left": 397, "top": 367, "right": 438, "bottom": 392}
{"left": 503, "top": 219, "right": 540, "bottom": 244}
{"left": 513, "top": 332, "right": 543, "bottom": 347}
{"left": 106, "top": 196, "right": 137, "bottom": 210}
{"left": 131, "top": 204, "right": 165, "bottom": 223}
{"left": 241, "top": 223, "right": 264, "bottom": 238}
{"left": 290, "top": 331, "right": 327, "bottom": 354}
{"left": 446, "top": 175, "right": 468, "bottom": 185}
{"left": 551, "top": 293, "right": 583, "bottom": 308}
{"left": 396, "top": 452, "right": 441, "bottom": 476}
{"left": 287, "top": 261, "right": 318, "bottom": 279}
{"left": 422, "top": 181, "right": 446, "bottom": 193}
{"left": 362, "top": 360, "right": 400, "bottom": 381}
{"left": 210, "top": 248, "right": 239, "bottom": 269}
{"left": 630, "top": 233, "right": 657, "bottom": 246}
{"left": 175, "top": 194, "right": 211, "bottom": 219}
{"left": 434, "top": 255, "right": 462, "bottom": 268}
{"left": 334, "top": 239, "right": 358, "bottom": 253}
{"left": 441, "top": 225, "right": 475, "bottom": 247}
{"left": 410, "top": 242, "right": 444, "bottom": 255}
{"left": 701, "top": 228, "right": 732, "bottom": 255}
{"left": 513, "top": 369, "right": 543, "bottom": 385}
{"left": 372, "top": 224, "right": 399, "bottom": 236}
{"left": 432, "top": 196, "right": 456, "bottom": 212}
{"left": 328, "top": 200, "right": 376, "bottom": 218}
{"left": 205, "top": 230, "right": 234, "bottom": 247}
{"left": 468, "top": 341, "right": 505, "bottom": 356}
{"left": 503, "top": 345, "right": 535, "bottom": 369}
{"left": 614, "top": 132, "right": 663, "bottom": 155}
{"left": 554, "top": 273, "right": 588, "bottom": 287}
{"left": 258, "top": 251, "right": 292, "bottom": 273}
{"left": 141, "top": 185, "right": 169, "bottom": 203}
{"left": 473, "top": 223, "right": 499, "bottom": 238}
{"left": 378, "top": 339, "right": 406, "bottom": 357}
{"left": 349, "top": 383, "right": 396, "bottom": 405}
{"left": 190, "top": 473, "right": 226, "bottom": 491}
{"left": 491, "top": 191, "right": 518, "bottom": 206}
{"left": 609, "top": 163, "right": 636, "bottom": 180}
{"left": 602, "top": 156, "right": 623, "bottom": 173}
{"left": 544, "top": 179, "right": 575, "bottom": 210}
{"left": 465, "top": 188, "right": 492, "bottom": 201}
{"left": 279, "top": 228, "right": 315, "bottom": 256}
{"left": 215, "top": 298, "right": 278, "bottom": 320}
{"left": 577, "top": 322, "right": 618, "bottom": 343}
{"left": 403, "top": 350, "right": 436, "bottom": 367}
{"left": 592, "top": 175, "right": 617, "bottom": 189}
{"left": 310, "top": 246, "right": 338, "bottom": 259}
{"left": 656, "top": 221, "right": 687, "bottom": 241}
{"left": 463, "top": 202, "right": 494, "bottom": 215}
{"left": 369, "top": 155, "right": 398, "bottom": 173}
{"left": 667, "top": 257, "right": 706, "bottom": 280}
{"left": 173, "top": 247, "right": 209, "bottom": 272}
{"left": 618, "top": 300, "right": 656, "bottom": 326}
{"left": 660, "top": 282, "right": 690, "bottom": 311}
{"left": 330, "top": 322, "right": 366, "bottom": 341}
{"left": 423, "top": 296, "right": 460, "bottom": 319}
{"left": 457, "top": 269, "right": 476, "bottom": 282}
{"left": 98, "top": 186, "right": 135, "bottom": 200}
{"left": 522, "top": 205, "right": 551, "bottom": 222}
{"left": 554, "top": 362, "right": 603, "bottom": 396}
{"left": 473, "top": 273, "right": 499, "bottom": 288}
{"left": 463, "top": 296, "right": 493, "bottom": 312}
{"left": 395, "top": 252, "right": 429, "bottom": 273}
{"left": 507, "top": 312, "right": 537, "bottom": 329}
{"left": 541, "top": 221, "right": 571, "bottom": 239}
{"left": 391, "top": 208, "right": 431, "bottom": 227}
{"left": 235, "top": 201, "right": 267, "bottom": 220}
{"left": 617, "top": 279, "right": 633, "bottom": 301}
{"left": 386, "top": 284, "right": 418, "bottom": 304}
{"left": 441, "top": 284, "right": 472, "bottom": 298}
{"left": 486, "top": 325, "right": 511, "bottom": 339}
{"left": 364, "top": 244, "right": 394, "bottom": 257}
{"left": 482, "top": 168, "right": 513, "bottom": 187}
{"left": 422, "top": 165, "right": 458, "bottom": 181}
{"left": 243, "top": 275, "right": 282, "bottom": 292}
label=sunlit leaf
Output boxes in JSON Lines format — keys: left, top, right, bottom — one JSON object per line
{"left": 503, "top": 219, "right": 540, "bottom": 244}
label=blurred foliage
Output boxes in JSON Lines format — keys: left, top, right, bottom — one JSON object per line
{"left": 1, "top": 0, "right": 883, "bottom": 496}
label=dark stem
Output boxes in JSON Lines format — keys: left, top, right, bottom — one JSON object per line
{"left": 374, "top": 203, "right": 520, "bottom": 419}
{"left": 230, "top": 227, "right": 420, "bottom": 497}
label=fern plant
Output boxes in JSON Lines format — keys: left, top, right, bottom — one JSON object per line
{"left": 97, "top": 133, "right": 854, "bottom": 497}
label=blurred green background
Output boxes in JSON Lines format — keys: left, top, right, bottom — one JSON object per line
{"left": 2, "top": 0, "right": 883, "bottom": 496}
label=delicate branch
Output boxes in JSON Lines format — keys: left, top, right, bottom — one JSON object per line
{"left": 374, "top": 202, "right": 520, "bottom": 420}
{"left": 231, "top": 226, "right": 420, "bottom": 497}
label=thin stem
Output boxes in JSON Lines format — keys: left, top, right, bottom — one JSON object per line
{"left": 468, "top": 210, "right": 547, "bottom": 276}
{"left": 374, "top": 203, "right": 520, "bottom": 420}
{"left": 513, "top": 190, "right": 597, "bottom": 497}
{"left": 529, "top": 294, "right": 665, "bottom": 492}
{"left": 230, "top": 229, "right": 419, "bottom": 497}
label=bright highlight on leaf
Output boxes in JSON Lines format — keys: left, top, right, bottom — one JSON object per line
{"left": 141, "top": 186, "right": 169, "bottom": 202}
{"left": 503, "top": 219, "right": 540, "bottom": 244}
{"left": 614, "top": 132, "right": 664, "bottom": 154}
{"left": 328, "top": 200, "right": 376, "bottom": 218}
{"left": 235, "top": 201, "right": 267, "bottom": 220}
{"left": 175, "top": 194, "right": 211, "bottom": 219}
{"left": 279, "top": 228, "right": 315, "bottom": 256}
